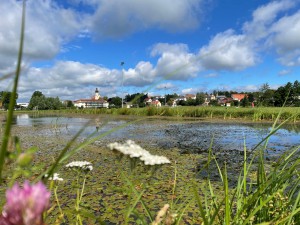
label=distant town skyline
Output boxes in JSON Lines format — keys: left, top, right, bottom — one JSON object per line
{"left": 1, "top": 0, "right": 300, "bottom": 102}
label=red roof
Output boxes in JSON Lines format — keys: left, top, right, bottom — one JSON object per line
{"left": 231, "top": 94, "right": 247, "bottom": 101}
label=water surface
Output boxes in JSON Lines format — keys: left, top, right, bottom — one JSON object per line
{"left": 12, "top": 114, "right": 300, "bottom": 154}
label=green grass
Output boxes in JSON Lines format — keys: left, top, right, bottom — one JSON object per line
{"left": 12, "top": 106, "right": 300, "bottom": 122}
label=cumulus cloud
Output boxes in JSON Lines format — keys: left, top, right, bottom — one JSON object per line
{"left": 18, "top": 61, "right": 121, "bottom": 101}
{"left": 181, "top": 87, "right": 206, "bottom": 94}
{"left": 243, "top": 0, "right": 295, "bottom": 39}
{"left": 268, "top": 10, "right": 300, "bottom": 66}
{"left": 86, "top": 0, "right": 204, "bottom": 39}
{"left": 198, "top": 0, "right": 300, "bottom": 70}
{"left": 0, "top": 0, "right": 82, "bottom": 73}
{"left": 241, "top": 0, "right": 300, "bottom": 67}
{"left": 16, "top": 41, "right": 204, "bottom": 101}
{"left": 124, "top": 61, "right": 156, "bottom": 86}
{"left": 278, "top": 69, "right": 291, "bottom": 76}
{"left": 235, "top": 85, "right": 260, "bottom": 92}
{"left": 198, "top": 30, "right": 258, "bottom": 71}
{"left": 152, "top": 43, "right": 201, "bottom": 80}
{"left": 118, "top": 43, "right": 202, "bottom": 87}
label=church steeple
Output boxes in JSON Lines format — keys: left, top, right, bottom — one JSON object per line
{"left": 95, "top": 88, "right": 100, "bottom": 100}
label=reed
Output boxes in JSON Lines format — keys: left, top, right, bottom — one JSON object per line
{"left": 33, "top": 106, "right": 300, "bottom": 122}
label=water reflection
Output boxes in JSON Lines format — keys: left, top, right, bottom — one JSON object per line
{"left": 9, "top": 114, "right": 300, "bottom": 154}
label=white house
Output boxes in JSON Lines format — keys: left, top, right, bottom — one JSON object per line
{"left": 73, "top": 88, "right": 109, "bottom": 108}
{"left": 17, "top": 103, "right": 29, "bottom": 108}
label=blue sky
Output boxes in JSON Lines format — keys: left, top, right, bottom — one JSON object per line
{"left": 1, "top": 0, "right": 300, "bottom": 102}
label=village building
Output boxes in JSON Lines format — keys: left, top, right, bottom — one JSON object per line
{"left": 17, "top": 102, "right": 29, "bottom": 108}
{"left": 219, "top": 97, "right": 233, "bottom": 106}
{"left": 231, "top": 94, "right": 247, "bottom": 101}
{"left": 150, "top": 99, "right": 162, "bottom": 107}
{"left": 185, "top": 94, "right": 196, "bottom": 100}
{"left": 73, "top": 88, "right": 109, "bottom": 108}
{"left": 175, "top": 96, "right": 187, "bottom": 102}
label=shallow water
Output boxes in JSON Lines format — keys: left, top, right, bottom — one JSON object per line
{"left": 12, "top": 114, "right": 300, "bottom": 154}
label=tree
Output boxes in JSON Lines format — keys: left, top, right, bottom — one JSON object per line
{"left": 108, "top": 97, "right": 122, "bottom": 108}
{"left": 177, "top": 100, "right": 188, "bottom": 106}
{"left": 260, "top": 83, "right": 270, "bottom": 93}
{"left": 196, "top": 92, "right": 205, "bottom": 105}
{"left": 274, "top": 82, "right": 296, "bottom": 106}
{"left": 293, "top": 80, "right": 300, "bottom": 106}
{"left": 28, "top": 95, "right": 46, "bottom": 110}
{"left": 209, "top": 100, "right": 219, "bottom": 106}
{"left": 31, "top": 91, "right": 44, "bottom": 98}
{"left": 247, "top": 93, "right": 255, "bottom": 103}
{"left": 0, "top": 91, "right": 18, "bottom": 110}
{"left": 28, "top": 91, "right": 62, "bottom": 110}
{"left": 187, "top": 99, "right": 197, "bottom": 106}
{"left": 45, "top": 97, "right": 63, "bottom": 110}
{"left": 258, "top": 83, "right": 274, "bottom": 106}
{"left": 65, "top": 100, "right": 74, "bottom": 108}
{"left": 240, "top": 97, "right": 250, "bottom": 107}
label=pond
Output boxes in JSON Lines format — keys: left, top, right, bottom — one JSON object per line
{"left": 10, "top": 114, "right": 300, "bottom": 155}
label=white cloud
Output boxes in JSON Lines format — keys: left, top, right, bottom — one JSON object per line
{"left": 152, "top": 43, "right": 201, "bottom": 80}
{"left": 86, "top": 0, "right": 204, "bottom": 39}
{"left": 117, "top": 43, "right": 202, "bottom": 87}
{"left": 198, "top": 0, "right": 300, "bottom": 70}
{"left": 278, "top": 69, "right": 291, "bottom": 76}
{"left": 243, "top": 0, "right": 295, "bottom": 39}
{"left": 0, "top": 0, "right": 82, "bottom": 73}
{"left": 241, "top": 0, "right": 300, "bottom": 66}
{"left": 181, "top": 86, "right": 207, "bottom": 94}
{"left": 124, "top": 61, "right": 156, "bottom": 86}
{"left": 235, "top": 85, "right": 260, "bottom": 92}
{"left": 18, "top": 61, "right": 121, "bottom": 101}
{"left": 198, "top": 30, "right": 258, "bottom": 71}
{"left": 268, "top": 10, "right": 300, "bottom": 66}
{"left": 181, "top": 88, "right": 195, "bottom": 94}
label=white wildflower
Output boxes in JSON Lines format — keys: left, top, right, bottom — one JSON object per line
{"left": 45, "top": 173, "right": 64, "bottom": 181}
{"left": 108, "top": 140, "right": 150, "bottom": 158}
{"left": 107, "top": 140, "right": 171, "bottom": 166}
{"left": 140, "top": 155, "right": 171, "bottom": 165}
{"left": 65, "top": 161, "right": 93, "bottom": 171}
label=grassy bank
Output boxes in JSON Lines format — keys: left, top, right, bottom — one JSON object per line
{"left": 11, "top": 106, "right": 300, "bottom": 122}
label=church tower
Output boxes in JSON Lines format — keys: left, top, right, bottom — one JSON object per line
{"left": 95, "top": 88, "right": 100, "bottom": 100}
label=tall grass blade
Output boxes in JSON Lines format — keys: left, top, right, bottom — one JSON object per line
{"left": 0, "top": 0, "right": 26, "bottom": 182}
{"left": 192, "top": 183, "right": 208, "bottom": 225}
{"left": 122, "top": 173, "right": 154, "bottom": 222}
{"left": 223, "top": 165, "right": 230, "bottom": 225}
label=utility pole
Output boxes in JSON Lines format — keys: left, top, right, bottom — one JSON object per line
{"left": 120, "top": 61, "right": 125, "bottom": 108}
{"left": 164, "top": 86, "right": 166, "bottom": 106}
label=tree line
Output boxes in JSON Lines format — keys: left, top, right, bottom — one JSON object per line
{"left": 0, "top": 80, "right": 299, "bottom": 110}
{"left": 233, "top": 80, "right": 300, "bottom": 107}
